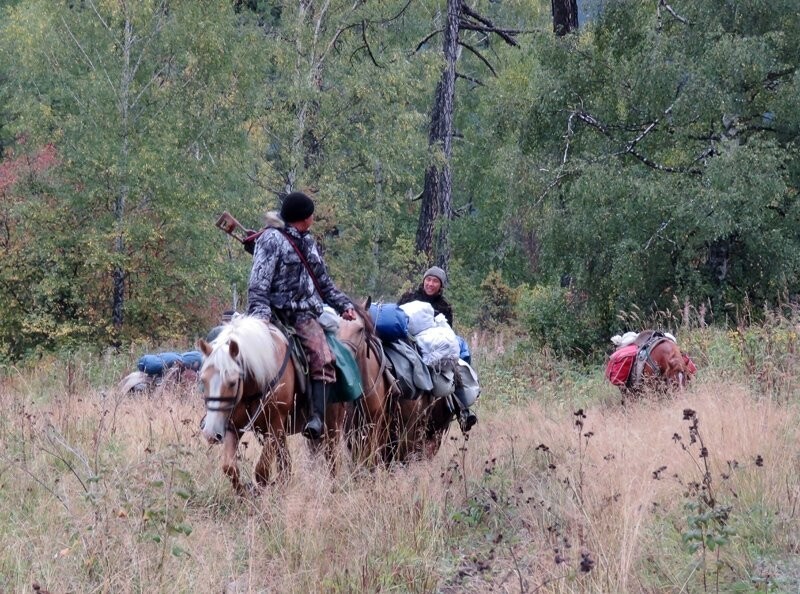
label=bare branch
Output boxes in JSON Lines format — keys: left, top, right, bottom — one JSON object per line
{"left": 415, "top": 29, "right": 443, "bottom": 52}
{"left": 456, "top": 72, "right": 485, "bottom": 87}
{"left": 459, "top": 41, "right": 497, "bottom": 77}
{"left": 461, "top": 4, "right": 519, "bottom": 46}
{"left": 360, "top": 20, "right": 382, "bottom": 68}
{"left": 574, "top": 109, "right": 702, "bottom": 174}
{"left": 658, "top": 0, "right": 690, "bottom": 25}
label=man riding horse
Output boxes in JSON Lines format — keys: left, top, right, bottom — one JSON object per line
{"left": 247, "top": 191, "right": 356, "bottom": 440}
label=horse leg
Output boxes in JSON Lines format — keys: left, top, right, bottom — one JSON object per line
{"left": 360, "top": 391, "right": 389, "bottom": 468}
{"left": 323, "top": 403, "right": 346, "bottom": 477}
{"left": 275, "top": 431, "right": 291, "bottom": 481}
{"left": 395, "top": 398, "right": 427, "bottom": 463}
{"left": 254, "top": 432, "right": 276, "bottom": 488}
{"left": 221, "top": 430, "right": 245, "bottom": 495}
{"left": 261, "top": 412, "right": 292, "bottom": 486}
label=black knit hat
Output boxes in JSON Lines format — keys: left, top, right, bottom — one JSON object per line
{"left": 280, "top": 191, "right": 315, "bottom": 223}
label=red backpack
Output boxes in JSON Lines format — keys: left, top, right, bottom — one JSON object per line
{"left": 605, "top": 345, "right": 638, "bottom": 386}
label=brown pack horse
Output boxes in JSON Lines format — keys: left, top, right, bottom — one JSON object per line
{"left": 336, "top": 303, "right": 396, "bottom": 468}
{"left": 389, "top": 362, "right": 461, "bottom": 463}
{"left": 198, "top": 315, "right": 345, "bottom": 495}
{"left": 626, "top": 330, "right": 695, "bottom": 395}
{"left": 335, "top": 301, "right": 458, "bottom": 466}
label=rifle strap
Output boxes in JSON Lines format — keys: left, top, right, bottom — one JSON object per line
{"left": 278, "top": 229, "right": 325, "bottom": 298}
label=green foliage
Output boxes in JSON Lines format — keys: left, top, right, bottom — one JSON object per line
{"left": 524, "top": 0, "right": 800, "bottom": 334}
{"left": 477, "top": 270, "right": 518, "bottom": 328}
{"left": 1, "top": 0, "right": 262, "bottom": 355}
{"left": 2, "top": 0, "right": 800, "bottom": 362}
{"left": 517, "top": 283, "right": 604, "bottom": 360}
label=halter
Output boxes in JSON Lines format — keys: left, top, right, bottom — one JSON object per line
{"left": 204, "top": 372, "right": 245, "bottom": 413}
{"left": 203, "top": 339, "right": 292, "bottom": 416}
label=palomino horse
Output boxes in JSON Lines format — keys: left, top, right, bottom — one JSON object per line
{"left": 336, "top": 303, "right": 396, "bottom": 468}
{"left": 197, "top": 315, "right": 345, "bottom": 494}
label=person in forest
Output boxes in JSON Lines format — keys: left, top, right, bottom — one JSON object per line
{"left": 398, "top": 266, "right": 454, "bottom": 326}
{"left": 247, "top": 191, "right": 356, "bottom": 440}
{"left": 398, "top": 266, "right": 477, "bottom": 432}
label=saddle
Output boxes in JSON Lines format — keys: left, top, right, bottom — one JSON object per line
{"left": 629, "top": 331, "right": 671, "bottom": 388}
{"left": 606, "top": 331, "right": 671, "bottom": 389}
{"left": 273, "top": 318, "right": 362, "bottom": 404}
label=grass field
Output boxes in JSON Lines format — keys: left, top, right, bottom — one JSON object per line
{"left": 1, "top": 325, "right": 799, "bottom": 593}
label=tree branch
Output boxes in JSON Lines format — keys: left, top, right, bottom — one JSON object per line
{"left": 461, "top": 4, "right": 519, "bottom": 46}
{"left": 459, "top": 41, "right": 497, "bottom": 77}
{"left": 658, "top": 0, "right": 689, "bottom": 25}
{"left": 415, "top": 29, "right": 443, "bottom": 52}
{"left": 456, "top": 72, "right": 485, "bottom": 87}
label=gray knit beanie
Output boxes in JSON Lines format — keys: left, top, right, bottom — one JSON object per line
{"left": 423, "top": 266, "right": 447, "bottom": 287}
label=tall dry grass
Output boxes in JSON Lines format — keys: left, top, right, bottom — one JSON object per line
{"left": 1, "top": 331, "right": 799, "bottom": 593}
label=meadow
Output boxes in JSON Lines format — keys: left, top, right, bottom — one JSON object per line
{"left": 1, "top": 322, "right": 799, "bottom": 593}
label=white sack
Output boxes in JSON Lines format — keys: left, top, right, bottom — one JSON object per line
{"left": 399, "top": 300, "right": 436, "bottom": 336}
{"left": 416, "top": 322, "right": 460, "bottom": 366}
{"left": 454, "top": 359, "right": 480, "bottom": 406}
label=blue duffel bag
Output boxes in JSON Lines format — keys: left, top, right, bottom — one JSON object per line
{"left": 181, "top": 351, "right": 204, "bottom": 371}
{"left": 368, "top": 303, "right": 410, "bottom": 342}
{"left": 138, "top": 352, "right": 183, "bottom": 376}
{"left": 456, "top": 335, "right": 471, "bottom": 364}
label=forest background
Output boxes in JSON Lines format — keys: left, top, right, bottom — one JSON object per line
{"left": 1, "top": 0, "right": 799, "bottom": 362}
{"left": 2, "top": 2, "right": 800, "bottom": 593}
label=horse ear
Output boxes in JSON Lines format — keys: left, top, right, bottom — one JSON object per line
{"left": 198, "top": 339, "right": 212, "bottom": 356}
{"left": 228, "top": 339, "right": 240, "bottom": 359}
{"left": 364, "top": 296, "right": 372, "bottom": 310}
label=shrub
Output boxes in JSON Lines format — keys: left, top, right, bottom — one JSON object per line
{"left": 477, "top": 270, "right": 518, "bottom": 328}
{"left": 518, "top": 284, "right": 603, "bottom": 359}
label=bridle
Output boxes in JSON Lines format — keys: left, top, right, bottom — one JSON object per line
{"left": 202, "top": 341, "right": 292, "bottom": 421}
{"left": 204, "top": 370, "right": 245, "bottom": 413}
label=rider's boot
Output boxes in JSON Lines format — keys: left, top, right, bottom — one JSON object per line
{"left": 459, "top": 407, "right": 478, "bottom": 433}
{"left": 303, "top": 380, "right": 327, "bottom": 439}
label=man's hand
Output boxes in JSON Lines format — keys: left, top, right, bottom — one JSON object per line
{"left": 341, "top": 307, "right": 356, "bottom": 321}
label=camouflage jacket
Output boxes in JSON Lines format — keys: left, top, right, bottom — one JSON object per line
{"left": 247, "top": 225, "right": 352, "bottom": 322}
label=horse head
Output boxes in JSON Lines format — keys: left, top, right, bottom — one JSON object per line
{"left": 197, "top": 316, "right": 287, "bottom": 444}
{"left": 198, "top": 335, "right": 245, "bottom": 444}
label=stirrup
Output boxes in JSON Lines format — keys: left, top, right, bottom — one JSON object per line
{"left": 459, "top": 409, "right": 477, "bottom": 433}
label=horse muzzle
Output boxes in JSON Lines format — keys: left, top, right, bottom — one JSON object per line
{"left": 200, "top": 414, "right": 227, "bottom": 444}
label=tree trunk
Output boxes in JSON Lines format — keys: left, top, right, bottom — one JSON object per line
{"left": 552, "top": 0, "right": 579, "bottom": 35}
{"left": 112, "top": 10, "right": 134, "bottom": 334}
{"left": 416, "top": 0, "right": 460, "bottom": 272}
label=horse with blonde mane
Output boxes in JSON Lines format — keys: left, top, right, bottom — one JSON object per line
{"left": 198, "top": 315, "right": 345, "bottom": 494}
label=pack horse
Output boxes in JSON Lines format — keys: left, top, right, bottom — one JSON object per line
{"left": 606, "top": 330, "right": 697, "bottom": 397}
